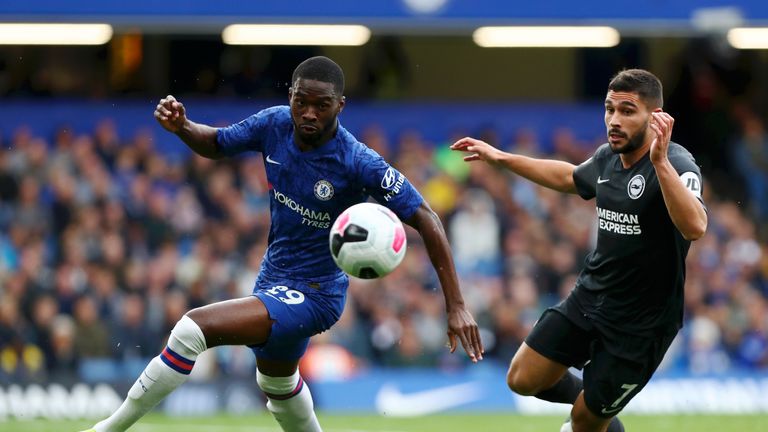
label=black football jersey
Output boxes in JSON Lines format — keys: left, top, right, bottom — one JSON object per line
{"left": 570, "top": 142, "right": 704, "bottom": 336}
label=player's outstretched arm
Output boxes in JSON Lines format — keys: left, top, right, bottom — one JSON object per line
{"left": 450, "top": 137, "right": 578, "bottom": 194}
{"left": 403, "top": 201, "right": 484, "bottom": 363}
{"left": 154, "top": 94, "right": 223, "bottom": 159}
{"left": 649, "top": 112, "right": 707, "bottom": 240}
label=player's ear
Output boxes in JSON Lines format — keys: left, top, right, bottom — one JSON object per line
{"left": 338, "top": 96, "right": 346, "bottom": 113}
{"left": 288, "top": 87, "right": 294, "bottom": 102}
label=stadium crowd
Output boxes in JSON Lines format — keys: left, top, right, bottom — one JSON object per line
{"left": 0, "top": 111, "right": 766, "bottom": 385}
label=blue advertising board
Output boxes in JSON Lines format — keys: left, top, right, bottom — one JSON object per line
{"left": 1, "top": 364, "right": 767, "bottom": 420}
{"left": 309, "top": 365, "right": 768, "bottom": 415}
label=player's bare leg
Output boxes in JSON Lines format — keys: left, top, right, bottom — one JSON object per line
{"left": 507, "top": 342, "right": 570, "bottom": 396}
{"left": 186, "top": 298, "right": 322, "bottom": 432}
{"left": 568, "top": 392, "right": 613, "bottom": 432}
{"left": 85, "top": 296, "right": 274, "bottom": 432}
{"left": 507, "top": 344, "right": 624, "bottom": 432}
{"left": 187, "top": 296, "right": 273, "bottom": 345}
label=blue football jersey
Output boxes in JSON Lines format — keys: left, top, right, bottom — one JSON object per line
{"left": 216, "top": 106, "right": 424, "bottom": 281}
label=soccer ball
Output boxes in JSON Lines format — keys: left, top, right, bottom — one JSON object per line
{"left": 329, "top": 202, "right": 407, "bottom": 279}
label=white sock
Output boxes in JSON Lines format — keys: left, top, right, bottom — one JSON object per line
{"left": 560, "top": 419, "right": 573, "bottom": 432}
{"left": 94, "top": 316, "right": 206, "bottom": 432}
{"left": 257, "top": 370, "right": 322, "bottom": 432}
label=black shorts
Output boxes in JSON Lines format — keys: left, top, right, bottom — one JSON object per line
{"left": 525, "top": 308, "right": 676, "bottom": 418}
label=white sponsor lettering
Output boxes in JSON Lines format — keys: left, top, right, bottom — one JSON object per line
{"left": 0, "top": 384, "right": 121, "bottom": 420}
{"left": 597, "top": 207, "right": 641, "bottom": 235}
{"left": 273, "top": 189, "right": 331, "bottom": 229}
{"left": 383, "top": 173, "right": 406, "bottom": 202}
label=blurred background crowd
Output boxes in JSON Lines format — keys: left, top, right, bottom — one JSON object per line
{"left": 0, "top": 80, "right": 766, "bottom": 386}
{"left": 1, "top": 1, "right": 768, "bottom": 387}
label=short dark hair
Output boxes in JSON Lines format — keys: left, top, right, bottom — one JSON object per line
{"left": 608, "top": 69, "right": 663, "bottom": 109}
{"left": 291, "top": 56, "right": 345, "bottom": 95}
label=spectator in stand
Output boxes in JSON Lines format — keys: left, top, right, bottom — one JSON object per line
{"left": 48, "top": 314, "right": 79, "bottom": 380}
{"left": 1, "top": 99, "right": 767, "bottom": 393}
{"left": 72, "top": 294, "right": 112, "bottom": 359}
{"left": 110, "top": 294, "right": 159, "bottom": 361}
{"left": 731, "top": 106, "right": 768, "bottom": 224}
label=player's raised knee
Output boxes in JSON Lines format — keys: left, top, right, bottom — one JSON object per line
{"left": 168, "top": 314, "right": 208, "bottom": 357}
{"left": 506, "top": 367, "right": 539, "bottom": 396}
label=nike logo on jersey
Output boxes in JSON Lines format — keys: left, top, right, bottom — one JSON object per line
{"left": 597, "top": 176, "right": 610, "bottom": 184}
{"left": 266, "top": 155, "right": 281, "bottom": 165}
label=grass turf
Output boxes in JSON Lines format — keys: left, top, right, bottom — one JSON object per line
{"left": 7, "top": 412, "right": 768, "bottom": 432}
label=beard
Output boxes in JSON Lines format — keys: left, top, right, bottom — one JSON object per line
{"left": 609, "top": 122, "right": 647, "bottom": 154}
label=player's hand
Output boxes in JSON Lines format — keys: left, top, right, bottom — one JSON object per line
{"left": 450, "top": 137, "right": 504, "bottom": 165}
{"left": 446, "top": 306, "right": 484, "bottom": 363}
{"left": 649, "top": 111, "right": 674, "bottom": 166}
{"left": 154, "top": 95, "right": 187, "bottom": 134}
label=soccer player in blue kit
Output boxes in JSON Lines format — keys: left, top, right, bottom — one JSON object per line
{"left": 81, "top": 56, "right": 483, "bottom": 432}
{"left": 451, "top": 69, "right": 707, "bottom": 432}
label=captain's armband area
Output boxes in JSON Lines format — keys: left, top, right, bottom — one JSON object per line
{"left": 679, "top": 171, "right": 702, "bottom": 199}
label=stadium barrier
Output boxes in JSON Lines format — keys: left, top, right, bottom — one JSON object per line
{"left": 310, "top": 366, "right": 768, "bottom": 416}
{"left": 2, "top": 365, "right": 767, "bottom": 420}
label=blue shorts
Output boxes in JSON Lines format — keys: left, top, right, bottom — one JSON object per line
{"left": 249, "top": 273, "right": 347, "bottom": 361}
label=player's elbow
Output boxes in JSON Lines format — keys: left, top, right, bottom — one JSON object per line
{"left": 405, "top": 202, "right": 441, "bottom": 232}
{"left": 204, "top": 152, "right": 225, "bottom": 160}
{"left": 561, "top": 182, "right": 579, "bottom": 195}
{"left": 682, "top": 221, "right": 706, "bottom": 241}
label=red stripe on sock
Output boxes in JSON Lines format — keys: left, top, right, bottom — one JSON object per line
{"left": 161, "top": 347, "right": 194, "bottom": 372}
{"left": 263, "top": 377, "right": 304, "bottom": 401}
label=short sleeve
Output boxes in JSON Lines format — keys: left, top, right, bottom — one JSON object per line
{"left": 573, "top": 156, "right": 599, "bottom": 200}
{"left": 357, "top": 147, "right": 423, "bottom": 221}
{"left": 216, "top": 107, "right": 283, "bottom": 156}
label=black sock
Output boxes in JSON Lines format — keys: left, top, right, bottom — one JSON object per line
{"left": 565, "top": 415, "right": 625, "bottom": 431}
{"left": 607, "top": 416, "right": 625, "bottom": 432}
{"left": 534, "top": 372, "right": 583, "bottom": 404}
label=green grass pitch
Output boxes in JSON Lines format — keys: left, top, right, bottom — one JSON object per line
{"left": 7, "top": 413, "right": 768, "bottom": 432}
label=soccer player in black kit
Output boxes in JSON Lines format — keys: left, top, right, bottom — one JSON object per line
{"left": 451, "top": 69, "right": 707, "bottom": 432}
